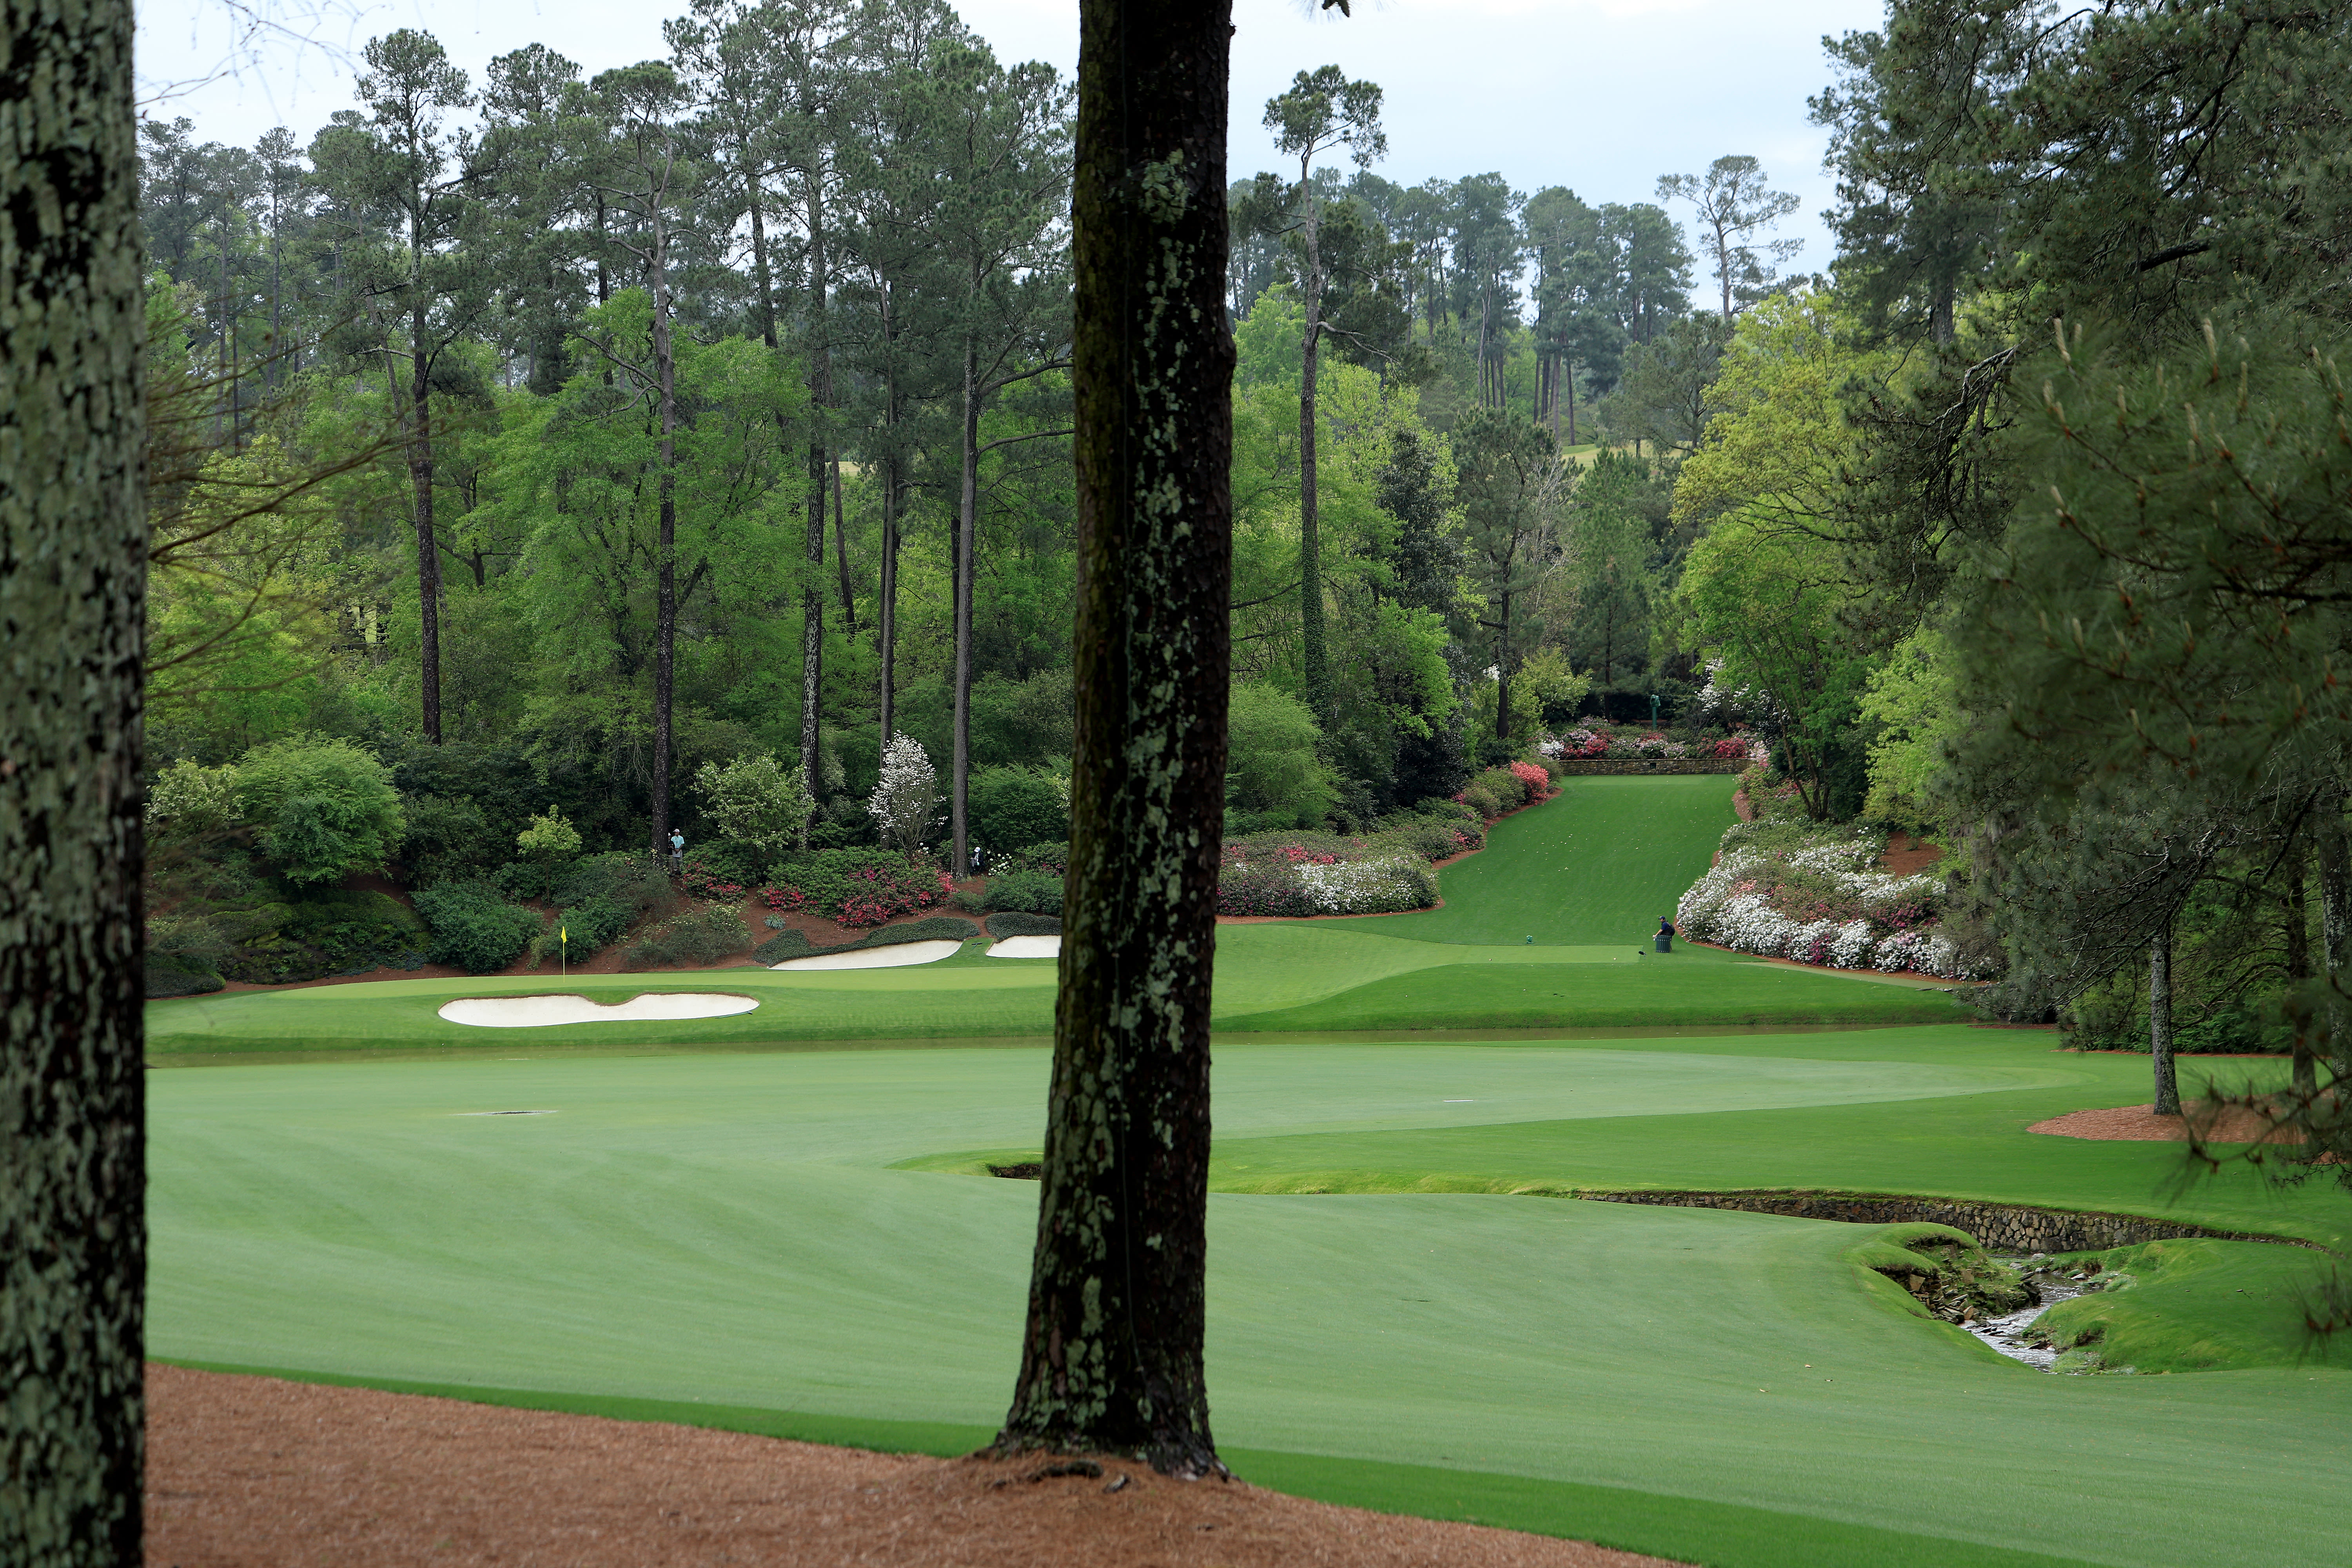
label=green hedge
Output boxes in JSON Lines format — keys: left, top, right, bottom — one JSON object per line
{"left": 985, "top": 910, "right": 1062, "bottom": 938}
{"left": 626, "top": 906, "right": 751, "bottom": 966}
{"left": 855, "top": 916, "right": 980, "bottom": 948}
{"left": 412, "top": 884, "right": 541, "bottom": 975}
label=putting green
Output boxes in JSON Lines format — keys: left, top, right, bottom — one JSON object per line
{"left": 150, "top": 1029, "right": 2352, "bottom": 1568}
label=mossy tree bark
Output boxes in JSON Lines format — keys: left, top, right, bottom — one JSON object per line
{"left": 993, "top": 0, "right": 1233, "bottom": 1479}
{"left": 1, "top": 0, "right": 150, "bottom": 1558}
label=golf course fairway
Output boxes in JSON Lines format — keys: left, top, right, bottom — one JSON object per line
{"left": 145, "top": 776, "right": 2352, "bottom": 1566}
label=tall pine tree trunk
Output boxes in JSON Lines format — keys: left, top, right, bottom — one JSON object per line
{"left": 800, "top": 174, "right": 831, "bottom": 789}
{"left": 2150, "top": 917, "right": 2180, "bottom": 1117}
{"left": 649, "top": 218, "right": 679, "bottom": 860}
{"left": 995, "top": 0, "right": 1234, "bottom": 1479}
{"left": 409, "top": 304, "right": 443, "bottom": 744}
{"left": 952, "top": 339, "right": 979, "bottom": 876}
{"left": 1, "top": 0, "right": 149, "bottom": 1554}
{"left": 878, "top": 286, "right": 900, "bottom": 748}
{"left": 2288, "top": 838, "right": 2317, "bottom": 1098}
{"left": 1296, "top": 160, "right": 1328, "bottom": 728}
{"left": 2318, "top": 785, "right": 2352, "bottom": 1080}
{"left": 833, "top": 461, "right": 855, "bottom": 631}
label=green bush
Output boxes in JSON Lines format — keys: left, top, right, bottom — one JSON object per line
{"left": 969, "top": 766, "right": 1069, "bottom": 857}
{"left": 146, "top": 914, "right": 231, "bottom": 996}
{"left": 753, "top": 928, "right": 818, "bottom": 964}
{"left": 413, "top": 884, "right": 541, "bottom": 974}
{"left": 854, "top": 915, "right": 980, "bottom": 949}
{"left": 985, "top": 910, "right": 1061, "bottom": 938}
{"left": 1227, "top": 681, "right": 1335, "bottom": 824}
{"left": 1459, "top": 784, "right": 1500, "bottom": 819}
{"left": 279, "top": 889, "right": 429, "bottom": 969}
{"left": 235, "top": 735, "right": 407, "bottom": 884}
{"left": 976, "top": 867, "right": 1062, "bottom": 915}
{"left": 400, "top": 791, "right": 494, "bottom": 886}
{"left": 1006, "top": 842, "right": 1069, "bottom": 877}
{"left": 145, "top": 949, "right": 224, "bottom": 998}
{"left": 553, "top": 852, "right": 670, "bottom": 919}
{"left": 1470, "top": 765, "right": 1532, "bottom": 812}
{"left": 684, "top": 838, "right": 767, "bottom": 890}
{"left": 542, "top": 893, "right": 633, "bottom": 961}
{"left": 626, "top": 905, "right": 751, "bottom": 966}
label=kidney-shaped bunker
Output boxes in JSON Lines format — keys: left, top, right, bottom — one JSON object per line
{"left": 437, "top": 993, "right": 760, "bottom": 1028}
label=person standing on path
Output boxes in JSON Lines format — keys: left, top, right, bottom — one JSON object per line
{"left": 669, "top": 829, "right": 685, "bottom": 874}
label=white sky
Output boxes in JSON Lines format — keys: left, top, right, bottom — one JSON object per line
{"left": 137, "top": 0, "right": 1888, "bottom": 295}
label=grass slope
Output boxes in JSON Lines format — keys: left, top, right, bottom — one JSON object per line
{"left": 1320, "top": 775, "right": 1740, "bottom": 946}
{"left": 149, "top": 1036, "right": 2352, "bottom": 1567}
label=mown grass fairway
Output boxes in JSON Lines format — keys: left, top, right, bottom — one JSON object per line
{"left": 152, "top": 1031, "right": 2352, "bottom": 1568}
{"left": 147, "top": 780, "right": 2352, "bottom": 1566}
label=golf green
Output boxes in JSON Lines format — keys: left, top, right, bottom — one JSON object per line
{"left": 149, "top": 1030, "right": 2352, "bottom": 1568}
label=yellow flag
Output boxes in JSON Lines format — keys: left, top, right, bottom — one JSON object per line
{"left": 559, "top": 926, "right": 567, "bottom": 942}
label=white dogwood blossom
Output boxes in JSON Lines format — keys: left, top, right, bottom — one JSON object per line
{"left": 866, "top": 733, "right": 941, "bottom": 856}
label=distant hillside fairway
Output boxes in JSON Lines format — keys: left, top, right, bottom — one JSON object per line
{"left": 1292, "top": 773, "right": 1740, "bottom": 947}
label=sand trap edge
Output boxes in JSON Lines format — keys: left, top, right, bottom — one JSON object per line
{"left": 770, "top": 939, "right": 964, "bottom": 972}
{"left": 437, "top": 993, "right": 760, "bottom": 1029}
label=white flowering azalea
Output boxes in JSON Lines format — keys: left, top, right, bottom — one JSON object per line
{"left": 1296, "top": 856, "right": 1436, "bottom": 914}
{"left": 1675, "top": 828, "right": 1969, "bottom": 979}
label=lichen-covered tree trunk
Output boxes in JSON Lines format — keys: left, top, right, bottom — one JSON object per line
{"left": 994, "top": 0, "right": 1233, "bottom": 1480}
{"left": 1, "top": 0, "right": 150, "bottom": 1558}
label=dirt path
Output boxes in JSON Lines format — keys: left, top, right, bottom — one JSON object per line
{"left": 146, "top": 1366, "right": 1686, "bottom": 1568}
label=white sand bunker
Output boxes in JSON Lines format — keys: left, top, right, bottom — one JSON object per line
{"left": 771, "top": 939, "right": 963, "bottom": 971}
{"left": 437, "top": 993, "right": 759, "bottom": 1028}
{"left": 985, "top": 935, "right": 1060, "bottom": 959}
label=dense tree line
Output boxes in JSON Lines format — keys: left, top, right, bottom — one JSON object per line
{"left": 138, "top": 0, "right": 1804, "bottom": 895}
{"left": 1662, "top": 0, "right": 2352, "bottom": 1168}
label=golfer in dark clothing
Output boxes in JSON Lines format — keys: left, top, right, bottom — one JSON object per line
{"left": 1655, "top": 917, "right": 1675, "bottom": 953}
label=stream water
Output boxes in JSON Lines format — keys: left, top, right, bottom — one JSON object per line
{"left": 1961, "top": 1256, "right": 2089, "bottom": 1370}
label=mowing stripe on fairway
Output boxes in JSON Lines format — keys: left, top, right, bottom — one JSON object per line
{"left": 154, "top": 1361, "right": 2096, "bottom": 1568}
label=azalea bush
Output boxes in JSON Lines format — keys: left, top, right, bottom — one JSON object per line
{"left": 1675, "top": 822, "right": 1966, "bottom": 982}
{"left": 763, "top": 848, "right": 952, "bottom": 927}
{"left": 1673, "top": 820, "right": 1971, "bottom": 978}
{"left": 1210, "top": 806, "right": 1468, "bottom": 916}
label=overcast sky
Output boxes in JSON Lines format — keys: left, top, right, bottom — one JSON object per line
{"left": 138, "top": 0, "right": 1887, "bottom": 294}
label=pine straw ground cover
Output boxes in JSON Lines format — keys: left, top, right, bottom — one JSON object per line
{"left": 147, "top": 1366, "right": 1686, "bottom": 1568}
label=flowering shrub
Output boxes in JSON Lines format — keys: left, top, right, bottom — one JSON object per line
{"left": 1673, "top": 822, "right": 1972, "bottom": 978}
{"left": 1711, "top": 736, "right": 1748, "bottom": 759}
{"left": 1218, "top": 856, "right": 1437, "bottom": 916}
{"left": 1212, "top": 810, "right": 1463, "bottom": 916}
{"left": 1560, "top": 727, "right": 1610, "bottom": 759}
{"left": 1508, "top": 760, "right": 1551, "bottom": 796}
{"left": 680, "top": 858, "right": 748, "bottom": 903}
{"left": 1296, "top": 856, "right": 1439, "bottom": 913}
{"left": 761, "top": 849, "right": 951, "bottom": 927}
